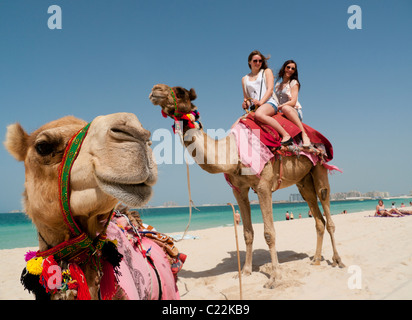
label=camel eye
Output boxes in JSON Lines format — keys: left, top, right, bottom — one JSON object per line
{"left": 35, "top": 141, "right": 55, "bottom": 156}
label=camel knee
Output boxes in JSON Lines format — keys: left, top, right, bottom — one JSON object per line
{"left": 264, "top": 232, "right": 275, "bottom": 246}
{"left": 320, "top": 188, "right": 329, "bottom": 201}
{"left": 315, "top": 222, "right": 325, "bottom": 236}
{"left": 243, "top": 230, "right": 254, "bottom": 245}
{"left": 326, "top": 222, "right": 336, "bottom": 234}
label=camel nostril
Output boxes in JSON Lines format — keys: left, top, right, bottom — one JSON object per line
{"left": 110, "top": 125, "right": 151, "bottom": 143}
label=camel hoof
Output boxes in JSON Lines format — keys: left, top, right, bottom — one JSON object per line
{"left": 332, "top": 258, "right": 345, "bottom": 268}
{"left": 264, "top": 279, "right": 276, "bottom": 289}
{"left": 242, "top": 269, "right": 252, "bottom": 277}
{"left": 311, "top": 259, "right": 321, "bottom": 266}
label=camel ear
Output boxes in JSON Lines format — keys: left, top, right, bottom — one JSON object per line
{"left": 3, "top": 123, "right": 29, "bottom": 162}
{"left": 189, "top": 88, "right": 197, "bottom": 101}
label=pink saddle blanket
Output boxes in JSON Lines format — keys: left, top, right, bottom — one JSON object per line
{"left": 106, "top": 222, "right": 179, "bottom": 300}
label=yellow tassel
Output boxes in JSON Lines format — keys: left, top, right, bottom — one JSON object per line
{"left": 26, "top": 257, "right": 43, "bottom": 275}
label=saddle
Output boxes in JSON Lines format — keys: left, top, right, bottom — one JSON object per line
{"left": 239, "top": 113, "right": 334, "bottom": 162}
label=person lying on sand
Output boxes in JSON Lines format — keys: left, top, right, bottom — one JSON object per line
{"left": 375, "top": 200, "right": 406, "bottom": 217}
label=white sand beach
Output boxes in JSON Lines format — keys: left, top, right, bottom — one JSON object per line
{"left": 1, "top": 209, "right": 412, "bottom": 300}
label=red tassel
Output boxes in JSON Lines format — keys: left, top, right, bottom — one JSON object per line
{"left": 69, "top": 263, "right": 91, "bottom": 300}
{"left": 40, "top": 256, "right": 59, "bottom": 293}
{"left": 100, "top": 261, "right": 116, "bottom": 300}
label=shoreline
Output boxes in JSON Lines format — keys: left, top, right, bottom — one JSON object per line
{"left": 1, "top": 209, "right": 412, "bottom": 300}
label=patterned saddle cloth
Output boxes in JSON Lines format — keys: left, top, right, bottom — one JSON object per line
{"left": 230, "top": 113, "right": 341, "bottom": 177}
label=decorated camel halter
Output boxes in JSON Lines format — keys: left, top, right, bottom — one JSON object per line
{"left": 35, "top": 122, "right": 115, "bottom": 265}
{"left": 161, "top": 87, "right": 201, "bottom": 134}
{"left": 22, "top": 122, "right": 122, "bottom": 300}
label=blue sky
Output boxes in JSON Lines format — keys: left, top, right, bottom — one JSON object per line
{"left": 1, "top": 0, "right": 411, "bottom": 211}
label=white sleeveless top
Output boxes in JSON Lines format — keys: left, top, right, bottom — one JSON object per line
{"left": 274, "top": 79, "right": 302, "bottom": 109}
{"left": 244, "top": 69, "right": 278, "bottom": 106}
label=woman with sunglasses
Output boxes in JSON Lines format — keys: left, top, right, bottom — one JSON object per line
{"left": 242, "top": 50, "right": 292, "bottom": 145}
{"left": 275, "top": 60, "right": 311, "bottom": 148}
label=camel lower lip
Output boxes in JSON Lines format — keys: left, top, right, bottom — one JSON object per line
{"left": 96, "top": 178, "right": 153, "bottom": 207}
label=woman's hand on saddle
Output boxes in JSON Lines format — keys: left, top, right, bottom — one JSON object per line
{"left": 250, "top": 99, "right": 259, "bottom": 107}
{"left": 242, "top": 100, "right": 248, "bottom": 110}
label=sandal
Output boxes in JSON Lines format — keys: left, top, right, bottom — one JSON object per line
{"left": 281, "top": 137, "right": 294, "bottom": 146}
{"left": 302, "top": 134, "right": 311, "bottom": 148}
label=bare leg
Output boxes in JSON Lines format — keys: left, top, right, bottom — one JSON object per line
{"left": 255, "top": 104, "right": 291, "bottom": 142}
{"left": 281, "top": 105, "right": 310, "bottom": 146}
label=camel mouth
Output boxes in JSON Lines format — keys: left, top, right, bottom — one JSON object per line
{"left": 149, "top": 93, "right": 166, "bottom": 105}
{"left": 96, "top": 177, "right": 153, "bottom": 207}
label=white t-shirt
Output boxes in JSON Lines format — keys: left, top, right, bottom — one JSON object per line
{"left": 274, "top": 79, "right": 302, "bottom": 109}
{"left": 244, "top": 69, "right": 278, "bottom": 106}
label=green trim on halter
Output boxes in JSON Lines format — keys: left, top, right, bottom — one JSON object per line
{"left": 59, "top": 122, "right": 91, "bottom": 236}
{"left": 169, "top": 88, "right": 184, "bottom": 118}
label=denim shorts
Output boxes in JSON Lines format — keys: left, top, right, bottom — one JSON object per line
{"left": 267, "top": 102, "right": 278, "bottom": 113}
{"left": 296, "top": 108, "right": 303, "bottom": 121}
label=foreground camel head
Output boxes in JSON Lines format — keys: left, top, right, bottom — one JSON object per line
{"left": 149, "top": 84, "right": 197, "bottom": 117}
{"left": 4, "top": 113, "right": 157, "bottom": 248}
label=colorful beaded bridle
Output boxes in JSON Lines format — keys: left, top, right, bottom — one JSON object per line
{"left": 35, "top": 122, "right": 114, "bottom": 268}
{"left": 21, "top": 122, "right": 122, "bottom": 299}
{"left": 162, "top": 87, "right": 201, "bottom": 134}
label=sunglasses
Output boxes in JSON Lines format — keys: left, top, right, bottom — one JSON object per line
{"left": 286, "top": 66, "right": 296, "bottom": 70}
{"left": 252, "top": 59, "right": 262, "bottom": 63}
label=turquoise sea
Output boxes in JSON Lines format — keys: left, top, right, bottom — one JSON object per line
{"left": 1, "top": 197, "right": 411, "bottom": 250}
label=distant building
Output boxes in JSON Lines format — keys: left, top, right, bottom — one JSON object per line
{"left": 330, "top": 190, "right": 390, "bottom": 200}
{"left": 289, "top": 193, "right": 303, "bottom": 202}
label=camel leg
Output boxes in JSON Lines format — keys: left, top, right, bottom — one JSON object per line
{"left": 311, "top": 164, "right": 345, "bottom": 268}
{"left": 256, "top": 182, "right": 281, "bottom": 289}
{"left": 232, "top": 186, "right": 254, "bottom": 276}
{"left": 296, "top": 173, "right": 326, "bottom": 265}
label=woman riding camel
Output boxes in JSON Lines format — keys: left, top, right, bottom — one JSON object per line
{"left": 275, "top": 60, "right": 311, "bottom": 148}
{"left": 242, "top": 50, "right": 293, "bottom": 145}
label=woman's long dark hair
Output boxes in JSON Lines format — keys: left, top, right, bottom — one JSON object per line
{"left": 277, "top": 60, "right": 301, "bottom": 90}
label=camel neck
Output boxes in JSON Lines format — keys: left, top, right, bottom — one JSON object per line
{"left": 182, "top": 128, "right": 239, "bottom": 174}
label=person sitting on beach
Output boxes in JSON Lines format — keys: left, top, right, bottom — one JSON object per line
{"left": 375, "top": 200, "right": 404, "bottom": 217}
{"left": 242, "top": 50, "right": 293, "bottom": 145}
{"left": 274, "top": 60, "right": 311, "bottom": 148}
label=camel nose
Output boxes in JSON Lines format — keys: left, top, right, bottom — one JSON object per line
{"left": 110, "top": 125, "right": 151, "bottom": 144}
{"left": 108, "top": 113, "right": 151, "bottom": 143}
